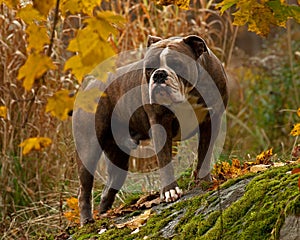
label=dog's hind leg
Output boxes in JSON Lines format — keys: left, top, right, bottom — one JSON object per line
{"left": 73, "top": 109, "right": 102, "bottom": 226}
{"left": 99, "top": 142, "right": 130, "bottom": 214}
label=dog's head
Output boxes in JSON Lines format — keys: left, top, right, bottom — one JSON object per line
{"left": 144, "top": 35, "right": 208, "bottom": 105}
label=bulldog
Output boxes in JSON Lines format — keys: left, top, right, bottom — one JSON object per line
{"left": 73, "top": 35, "right": 228, "bottom": 225}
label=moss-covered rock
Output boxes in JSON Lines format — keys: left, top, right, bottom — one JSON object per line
{"left": 69, "top": 164, "right": 300, "bottom": 240}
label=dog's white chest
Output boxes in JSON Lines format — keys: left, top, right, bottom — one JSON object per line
{"left": 171, "top": 101, "right": 209, "bottom": 141}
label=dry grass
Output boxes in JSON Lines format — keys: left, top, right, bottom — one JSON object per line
{"left": 2, "top": 0, "right": 298, "bottom": 238}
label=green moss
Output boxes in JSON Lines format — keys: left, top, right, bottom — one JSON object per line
{"left": 70, "top": 165, "right": 300, "bottom": 239}
{"left": 220, "top": 172, "right": 255, "bottom": 189}
{"left": 197, "top": 165, "right": 300, "bottom": 240}
{"left": 286, "top": 194, "right": 300, "bottom": 215}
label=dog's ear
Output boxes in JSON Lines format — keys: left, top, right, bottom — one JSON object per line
{"left": 147, "top": 35, "right": 162, "bottom": 47}
{"left": 183, "top": 35, "right": 208, "bottom": 59}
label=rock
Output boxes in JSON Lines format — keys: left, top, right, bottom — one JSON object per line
{"left": 69, "top": 164, "right": 300, "bottom": 240}
{"left": 279, "top": 215, "right": 300, "bottom": 240}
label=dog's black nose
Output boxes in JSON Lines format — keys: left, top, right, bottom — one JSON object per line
{"left": 152, "top": 69, "right": 168, "bottom": 84}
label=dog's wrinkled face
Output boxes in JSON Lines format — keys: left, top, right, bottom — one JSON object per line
{"left": 144, "top": 36, "right": 207, "bottom": 106}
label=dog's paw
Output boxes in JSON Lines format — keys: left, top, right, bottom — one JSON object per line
{"left": 81, "top": 217, "right": 95, "bottom": 226}
{"left": 162, "top": 186, "right": 183, "bottom": 202}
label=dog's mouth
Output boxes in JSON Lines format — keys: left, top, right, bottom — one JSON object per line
{"left": 150, "top": 82, "right": 185, "bottom": 106}
{"left": 150, "top": 84, "right": 172, "bottom": 105}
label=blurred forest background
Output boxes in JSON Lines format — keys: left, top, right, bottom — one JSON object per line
{"left": 0, "top": 0, "right": 299, "bottom": 238}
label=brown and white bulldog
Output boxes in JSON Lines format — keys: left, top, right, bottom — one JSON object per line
{"left": 73, "top": 35, "right": 228, "bottom": 225}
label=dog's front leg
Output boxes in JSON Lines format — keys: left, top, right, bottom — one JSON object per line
{"left": 149, "top": 118, "right": 183, "bottom": 202}
{"left": 195, "top": 113, "right": 222, "bottom": 182}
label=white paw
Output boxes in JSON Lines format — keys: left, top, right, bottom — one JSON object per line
{"left": 164, "top": 187, "right": 183, "bottom": 202}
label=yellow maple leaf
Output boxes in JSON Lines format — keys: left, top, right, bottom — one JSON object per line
{"left": 26, "top": 23, "right": 50, "bottom": 52}
{"left": 1, "top": 0, "right": 18, "bottom": 8}
{"left": 0, "top": 106, "right": 7, "bottom": 119}
{"left": 75, "top": 88, "right": 105, "bottom": 113}
{"left": 46, "top": 90, "right": 75, "bottom": 120}
{"left": 290, "top": 123, "right": 300, "bottom": 137}
{"left": 18, "top": 52, "right": 56, "bottom": 91}
{"left": 60, "top": 0, "right": 101, "bottom": 16}
{"left": 17, "top": 4, "right": 45, "bottom": 25}
{"left": 64, "top": 11, "right": 123, "bottom": 82}
{"left": 65, "top": 29, "right": 115, "bottom": 82}
{"left": 32, "top": 0, "right": 55, "bottom": 16}
{"left": 297, "top": 108, "right": 300, "bottom": 118}
{"left": 19, "top": 137, "right": 52, "bottom": 155}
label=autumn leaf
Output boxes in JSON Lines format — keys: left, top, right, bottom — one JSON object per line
{"left": 115, "top": 209, "right": 152, "bottom": 230}
{"left": 32, "top": 0, "right": 55, "bottom": 16}
{"left": 1, "top": 0, "right": 19, "bottom": 8}
{"left": 216, "top": 0, "right": 238, "bottom": 14}
{"left": 17, "top": 4, "right": 45, "bottom": 25}
{"left": 60, "top": 0, "right": 102, "bottom": 16}
{"left": 291, "top": 168, "right": 300, "bottom": 174}
{"left": 64, "top": 197, "right": 80, "bottom": 224}
{"left": 19, "top": 137, "right": 52, "bottom": 155}
{"left": 26, "top": 23, "right": 50, "bottom": 52}
{"left": 155, "top": 0, "right": 190, "bottom": 9}
{"left": 46, "top": 90, "right": 75, "bottom": 120}
{"left": 18, "top": 52, "right": 56, "bottom": 90}
{"left": 74, "top": 88, "right": 105, "bottom": 113}
{"left": 290, "top": 123, "right": 300, "bottom": 137}
{"left": 213, "top": 159, "right": 244, "bottom": 180}
{"left": 217, "top": 0, "right": 300, "bottom": 36}
{"left": 255, "top": 148, "right": 273, "bottom": 164}
{"left": 297, "top": 108, "right": 300, "bottom": 118}
{"left": 0, "top": 106, "right": 7, "bottom": 119}
{"left": 64, "top": 11, "right": 124, "bottom": 82}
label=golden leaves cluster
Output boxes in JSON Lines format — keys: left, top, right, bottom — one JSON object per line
{"left": 64, "top": 197, "right": 80, "bottom": 224}
{"left": 64, "top": 11, "right": 125, "bottom": 82}
{"left": 1, "top": 0, "right": 124, "bottom": 154}
{"left": 217, "top": 0, "right": 300, "bottom": 36}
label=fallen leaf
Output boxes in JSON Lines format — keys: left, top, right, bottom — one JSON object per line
{"left": 291, "top": 168, "right": 300, "bottom": 175}
{"left": 292, "top": 145, "right": 300, "bottom": 158}
{"left": 255, "top": 148, "right": 273, "bottom": 164}
{"left": 115, "top": 209, "right": 152, "bottom": 230}
{"left": 250, "top": 164, "right": 271, "bottom": 173}
{"left": 273, "top": 162, "right": 286, "bottom": 167}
